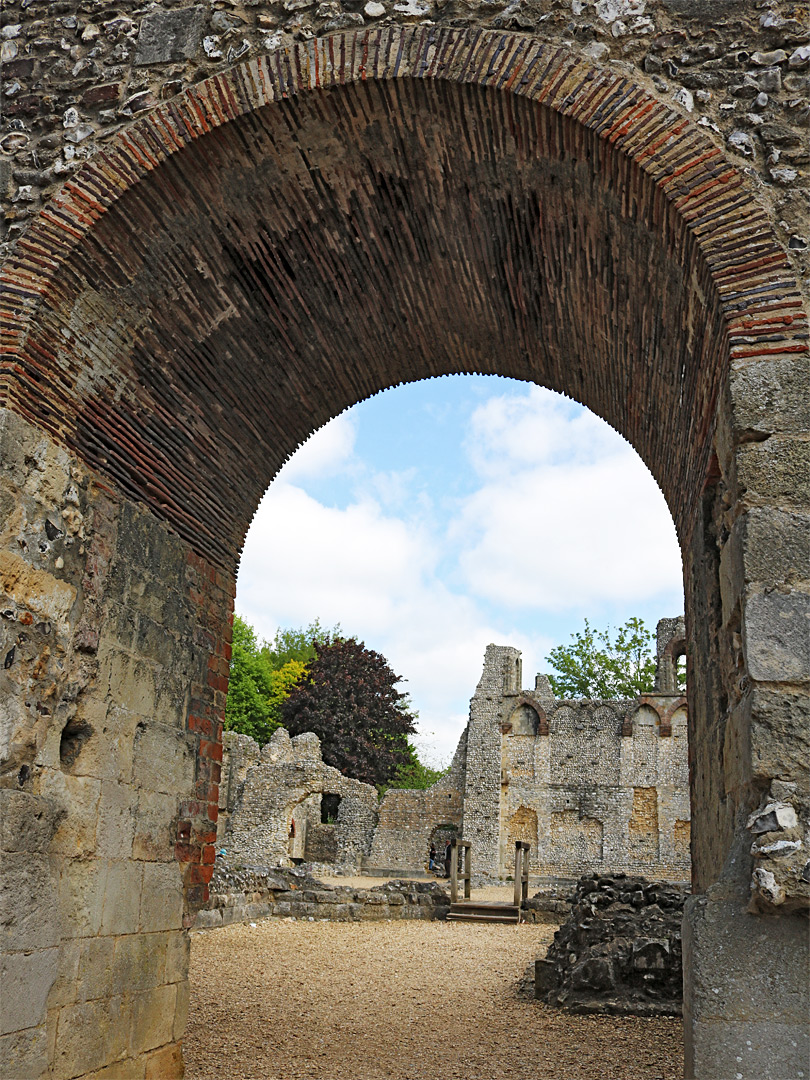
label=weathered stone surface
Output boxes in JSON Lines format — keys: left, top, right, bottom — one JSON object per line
{"left": 736, "top": 437, "right": 810, "bottom": 510}
{"left": 112, "top": 934, "right": 167, "bottom": 996}
{"left": 749, "top": 688, "right": 810, "bottom": 783}
{"left": 721, "top": 509, "right": 810, "bottom": 610}
{"left": 743, "top": 591, "right": 810, "bottom": 684}
{"left": 0, "top": 1024, "right": 50, "bottom": 1080}
{"left": 0, "top": 946, "right": 59, "bottom": 1036}
{"left": 131, "top": 984, "right": 176, "bottom": 1054}
{"left": 50, "top": 996, "right": 131, "bottom": 1080}
{"left": 535, "top": 875, "right": 688, "bottom": 1016}
{"left": 75, "top": 936, "right": 115, "bottom": 1003}
{"left": 134, "top": 7, "right": 204, "bottom": 66}
{"left": 100, "top": 861, "right": 141, "bottom": 937}
{"left": 0, "top": 851, "right": 61, "bottom": 950}
{"left": 0, "top": 790, "right": 63, "bottom": 853}
{"left": 139, "top": 863, "right": 184, "bottom": 933}
{"left": 683, "top": 895, "right": 810, "bottom": 1078}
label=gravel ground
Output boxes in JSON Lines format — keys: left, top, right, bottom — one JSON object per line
{"left": 185, "top": 903, "right": 683, "bottom": 1080}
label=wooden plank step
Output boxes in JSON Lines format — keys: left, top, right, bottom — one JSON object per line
{"left": 445, "top": 911, "right": 520, "bottom": 924}
{"left": 446, "top": 901, "right": 521, "bottom": 923}
{"left": 449, "top": 902, "right": 520, "bottom": 915}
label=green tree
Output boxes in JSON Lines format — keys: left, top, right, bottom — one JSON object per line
{"left": 380, "top": 741, "right": 450, "bottom": 795}
{"left": 546, "top": 617, "right": 659, "bottom": 699}
{"left": 266, "top": 658, "right": 307, "bottom": 729}
{"left": 261, "top": 619, "right": 340, "bottom": 672}
{"left": 281, "top": 638, "right": 417, "bottom": 787}
{"left": 224, "top": 616, "right": 279, "bottom": 745}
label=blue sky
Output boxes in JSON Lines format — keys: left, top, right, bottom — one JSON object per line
{"left": 236, "top": 376, "right": 683, "bottom": 765}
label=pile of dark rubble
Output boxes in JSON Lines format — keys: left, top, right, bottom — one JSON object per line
{"left": 533, "top": 874, "right": 689, "bottom": 1016}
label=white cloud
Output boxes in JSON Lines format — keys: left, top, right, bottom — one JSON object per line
{"left": 454, "top": 388, "right": 682, "bottom": 611}
{"left": 274, "top": 411, "right": 357, "bottom": 483}
{"left": 237, "top": 479, "right": 548, "bottom": 764}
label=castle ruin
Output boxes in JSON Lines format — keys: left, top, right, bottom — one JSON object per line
{"left": 220, "top": 617, "right": 691, "bottom": 887}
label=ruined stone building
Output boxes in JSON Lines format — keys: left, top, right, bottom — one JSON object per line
{"left": 2, "top": 2, "right": 807, "bottom": 1076}
{"left": 220, "top": 618, "right": 690, "bottom": 886}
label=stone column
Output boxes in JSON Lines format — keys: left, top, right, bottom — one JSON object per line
{"left": 681, "top": 361, "right": 810, "bottom": 1079}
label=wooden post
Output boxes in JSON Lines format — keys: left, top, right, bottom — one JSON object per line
{"left": 463, "top": 842, "right": 471, "bottom": 900}
{"left": 513, "top": 842, "right": 523, "bottom": 908}
{"left": 514, "top": 841, "right": 531, "bottom": 911}
{"left": 450, "top": 836, "right": 459, "bottom": 905}
{"left": 523, "top": 844, "right": 530, "bottom": 905}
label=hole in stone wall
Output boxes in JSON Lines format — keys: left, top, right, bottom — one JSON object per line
{"left": 60, "top": 718, "right": 93, "bottom": 769}
{"left": 321, "top": 793, "right": 342, "bottom": 824}
{"left": 676, "top": 653, "right": 686, "bottom": 689}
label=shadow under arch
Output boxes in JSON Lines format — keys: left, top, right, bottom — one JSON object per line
{"left": 0, "top": 26, "right": 807, "bottom": 1080}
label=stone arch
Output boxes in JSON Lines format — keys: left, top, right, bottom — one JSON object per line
{"left": 505, "top": 697, "right": 547, "bottom": 736}
{"left": 1, "top": 27, "right": 807, "bottom": 1080}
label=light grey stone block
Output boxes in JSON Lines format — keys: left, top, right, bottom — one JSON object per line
{"left": 135, "top": 6, "right": 204, "bottom": 66}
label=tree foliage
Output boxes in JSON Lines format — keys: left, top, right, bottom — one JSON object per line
{"left": 261, "top": 619, "right": 340, "bottom": 673}
{"left": 280, "top": 637, "right": 417, "bottom": 786}
{"left": 380, "top": 742, "right": 450, "bottom": 796}
{"left": 266, "top": 659, "right": 307, "bottom": 730}
{"left": 226, "top": 618, "right": 340, "bottom": 745}
{"left": 546, "top": 617, "right": 660, "bottom": 699}
{"left": 224, "top": 616, "right": 279, "bottom": 745}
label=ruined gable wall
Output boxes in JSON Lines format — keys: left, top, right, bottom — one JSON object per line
{"left": 220, "top": 727, "right": 379, "bottom": 868}
{"left": 459, "top": 637, "right": 690, "bottom": 881}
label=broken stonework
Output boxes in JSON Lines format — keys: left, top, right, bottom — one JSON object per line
{"left": 534, "top": 874, "right": 689, "bottom": 1016}
{"left": 219, "top": 728, "right": 378, "bottom": 869}
{"left": 195, "top": 865, "right": 450, "bottom": 927}
{"left": 746, "top": 779, "right": 809, "bottom": 915}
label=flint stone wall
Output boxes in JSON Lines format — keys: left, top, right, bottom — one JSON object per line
{"left": 365, "top": 729, "right": 467, "bottom": 871}
{"left": 456, "top": 635, "right": 691, "bottom": 882}
{"left": 219, "top": 728, "right": 379, "bottom": 868}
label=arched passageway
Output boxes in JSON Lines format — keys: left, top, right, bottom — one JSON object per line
{"left": 1, "top": 27, "right": 807, "bottom": 1080}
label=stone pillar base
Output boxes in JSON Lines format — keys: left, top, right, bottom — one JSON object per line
{"left": 683, "top": 893, "right": 810, "bottom": 1080}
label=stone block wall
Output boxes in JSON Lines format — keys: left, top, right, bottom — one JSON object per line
{"left": 0, "top": 409, "right": 228, "bottom": 1078}
{"left": 499, "top": 696, "right": 690, "bottom": 881}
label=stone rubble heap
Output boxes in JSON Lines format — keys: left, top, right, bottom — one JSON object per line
{"left": 194, "top": 863, "right": 451, "bottom": 928}
{"left": 534, "top": 874, "right": 689, "bottom": 1016}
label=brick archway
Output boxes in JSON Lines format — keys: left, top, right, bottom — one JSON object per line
{"left": 1, "top": 27, "right": 807, "bottom": 1080}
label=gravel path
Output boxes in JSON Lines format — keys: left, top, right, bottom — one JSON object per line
{"left": 185, "top": 916, "right": 683, "bottom": 1080}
